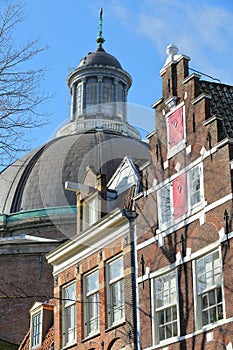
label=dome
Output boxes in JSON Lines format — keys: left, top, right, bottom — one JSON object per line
{"left": 0, "top": 131, "right": 149, "bottom": 214}
{"left": 78, "top": 46, "right": 122, "bottom": 69}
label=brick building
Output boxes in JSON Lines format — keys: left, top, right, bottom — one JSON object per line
{"left": 136, "top": 44, "right": 233, "bottom": 349}
{"left": 19, "top": 156, "right": 143, "bottom": 350}
{"left": 20, "top": 43, "right": 233, "bottom": 350}
{"left": 0, "top": 9, "right": 149, "bottom": 347}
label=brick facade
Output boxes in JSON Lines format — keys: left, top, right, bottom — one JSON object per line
{"left": 136, "top": 49, "right": 233, "bottom": 349}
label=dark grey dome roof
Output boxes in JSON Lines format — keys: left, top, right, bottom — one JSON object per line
{"left": 0, "top": 131, "right": 149, "bottom": 214}
{"left": 78, "top": 46, "right": 122, "bottom": 69}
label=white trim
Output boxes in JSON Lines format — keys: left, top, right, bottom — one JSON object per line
{"left": 0, "top": 234, "right": 59, "bottom": 244}
{"left": 192, "top": 248, "right": 225, "bottom": 331}
{"left": 151, "top": 269, "right": 180, "bottom": 346}
{"left": 52, "top": 222, "right": 129, "bottom": 276}
{"left": 137, "top": 240, "right": 221, "bottom": 284}
{"left": 62, "top": 281, "right": 77, "bottom": 348}
{"left": 106, "top": 255, "right": 125, "bottom": 327}
{"left": 142, "top": 316, "right": 233, "bottom": 350}
{"left": 143, "top": 139, "right": 232, "bottom": 197}
{"left": 204, "top": 193, "right": 233, "bottom": 213}
{"left": 156, "top": 163, "right": 205, "bottom": 232}
{"left": 166, "top": 103, "right": 186, "bottom": 159}
{"left": 192, "top": 93, "right": 211, "bottom": 105}
{"left": 47, "top": 208, "right": 129, "bottom": 274}
{"left": 83, "top": 269, "right": 100, "bottom": 337}
{"left": 137, "top": 192, "right": 233, "bottom": 251}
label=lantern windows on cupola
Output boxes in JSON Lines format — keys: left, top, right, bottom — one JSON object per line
{"left": 61, "top": 8, "right": 139, "bottom": 138}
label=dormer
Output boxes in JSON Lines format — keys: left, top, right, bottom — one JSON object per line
{"left": 29, "top": 302, "right": 53, "bottom": 349}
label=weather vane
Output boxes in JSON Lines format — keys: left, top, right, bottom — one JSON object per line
{"left": 96, "top": 7, "right": 105, "bottom": 46}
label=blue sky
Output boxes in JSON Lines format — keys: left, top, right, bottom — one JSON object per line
{"left": 2, "top": 0, "right": 233, "bottom": 152}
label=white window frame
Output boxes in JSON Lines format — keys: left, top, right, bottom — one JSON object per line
{"left": 83, "top": 194, "right": 99, "bottom": 229}
{"left": 166, "top": 103, "right": 186, "bottom": 159}
{"left": 152, "top": 269, "right": 179, "bottom": 345}
{"left": 62, "top": 281, "right": 76, "bottom": 347}
{"left": 157, "top": 182, "right": 172, "bottom": 228}
{"left": 83, "top": 269, "right": 100, "bottom": 337}
{"left": 187, "top": 163, "right": 204, "bottom": 210}
{"left": 107, "top": 255, "right": 125, "bottom": 327}
{"left": 31, "top": 311, "right": 42, "bottom": 348}
{"left": 157, "top": 163, "right": 204, "bottom": 230}
{"left": 193, "top": 248, "right": 225, "bottom": 330}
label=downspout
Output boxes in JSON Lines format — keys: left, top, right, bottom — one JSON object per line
{"left": 131, "top": 217, "right": 140, "bottom": 350}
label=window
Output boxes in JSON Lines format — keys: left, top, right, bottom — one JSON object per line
{"left": 102, "top": 78, "right": 114, "bottom": 116}
{"left": 84, "top": 270, "right": 99, "bottom": 337}
{"left": 86, "top": 78, "right": 98, "bottom": 114}
{"left": 117, "top": 83, "right": 125, "bottom": 119}
{"left": 157, "top": 183, "right": 172, "bottom": 227}
{"left": 195, "top": 250, "right": 224, "bottom": 328}
{"left": 167, "top": 105, "right": 186, "bottom": 158}
{"left": 83, "top": 195, "right": 99, "bottom": 229}
{"left": 153, "top": 270, "right": 178, "bottom": 344}
{"left": 157, "top": 163, "right": 203, "bottom": 229}
{"left": 31, "top": 312, "right": 41, "bottom": 348}
{"left": 62, "top": 282, "right": 76, "bottom": 346}
{"left": 107, "top": 256, "right": 124, "bottom": 326}
{"left": 76, "top": 82, "right": 83, "bottom": 116}
{"left": 189, "top": 165, "right": 202, "bottom": 207}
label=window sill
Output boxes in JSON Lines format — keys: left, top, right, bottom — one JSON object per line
{"left": 167, "top": 141, "right": 186, "bottom": 159}
{"left": 62, "top": 341, "right": 77, "bottom": 350}
{"left": 156, "top": 201, "right": 207, "bottom": 234}
{"left": 152, "top": 335, "right": 180, "bottom": 349}
{"left": 81, "top": 332, "right": 100, "bottom": 343}
{"left": 105, "top": 320, "right": 125, "bottom": 332}
{"left": 199, "top": 317, "right": 226, "bottom": 333}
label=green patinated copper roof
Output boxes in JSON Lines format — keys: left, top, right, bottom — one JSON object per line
{"left": 0, "top": 206, "right": 76, "bottom": 223}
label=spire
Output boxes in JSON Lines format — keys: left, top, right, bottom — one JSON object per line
{"left": 96, "top": 7, "right": 105, "bottom": 47}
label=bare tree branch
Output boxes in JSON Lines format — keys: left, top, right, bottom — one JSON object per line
{"left": 0, "top": 1, "right": 50, "bottom": 166}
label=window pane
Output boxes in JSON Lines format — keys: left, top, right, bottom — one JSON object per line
{"left": 109, "top": 257, "right": 123, "bottom": 281}
{"left": 86, "top": 271, "right": 98, "bottom": 293}
{"left": 218, "top": 305, "right": 223, "bottom": 320}
{"left": 217, "top": 287, "right": 222, "bottom": 303}
{"left": 202, "top": 294, "right": 208, "bottom": 309}
{"left": 158, "top": 184, "right": 172, "bottom": 226}
{"left": 64, "top": 283, "right": 76, "bottom": 306}
{"left": 202, "top": 310, "right": 209, "bottom": 326}
{"left": 209, "top": 290, "right": 215, "bottom": 306}
{"left": 166, "top": 308, "right": 171, "bottom": 322}
{"left": 173, "top": 321, "right": 178, "bottom": 336}
{"left": 159, "top": 326, "right": 165, "bottom": 341}
{"left": 190, "top": 166, "right": 201, "bottom": 206}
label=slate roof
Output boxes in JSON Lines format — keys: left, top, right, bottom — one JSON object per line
{"left": 0, "top": 131, "right": 149, "bottom": 214}
{"left": 199, "top": 80, "right": 233, "bottom": 138}
{"left": 78, "top": 45, "right": 122, "bottom": 69}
